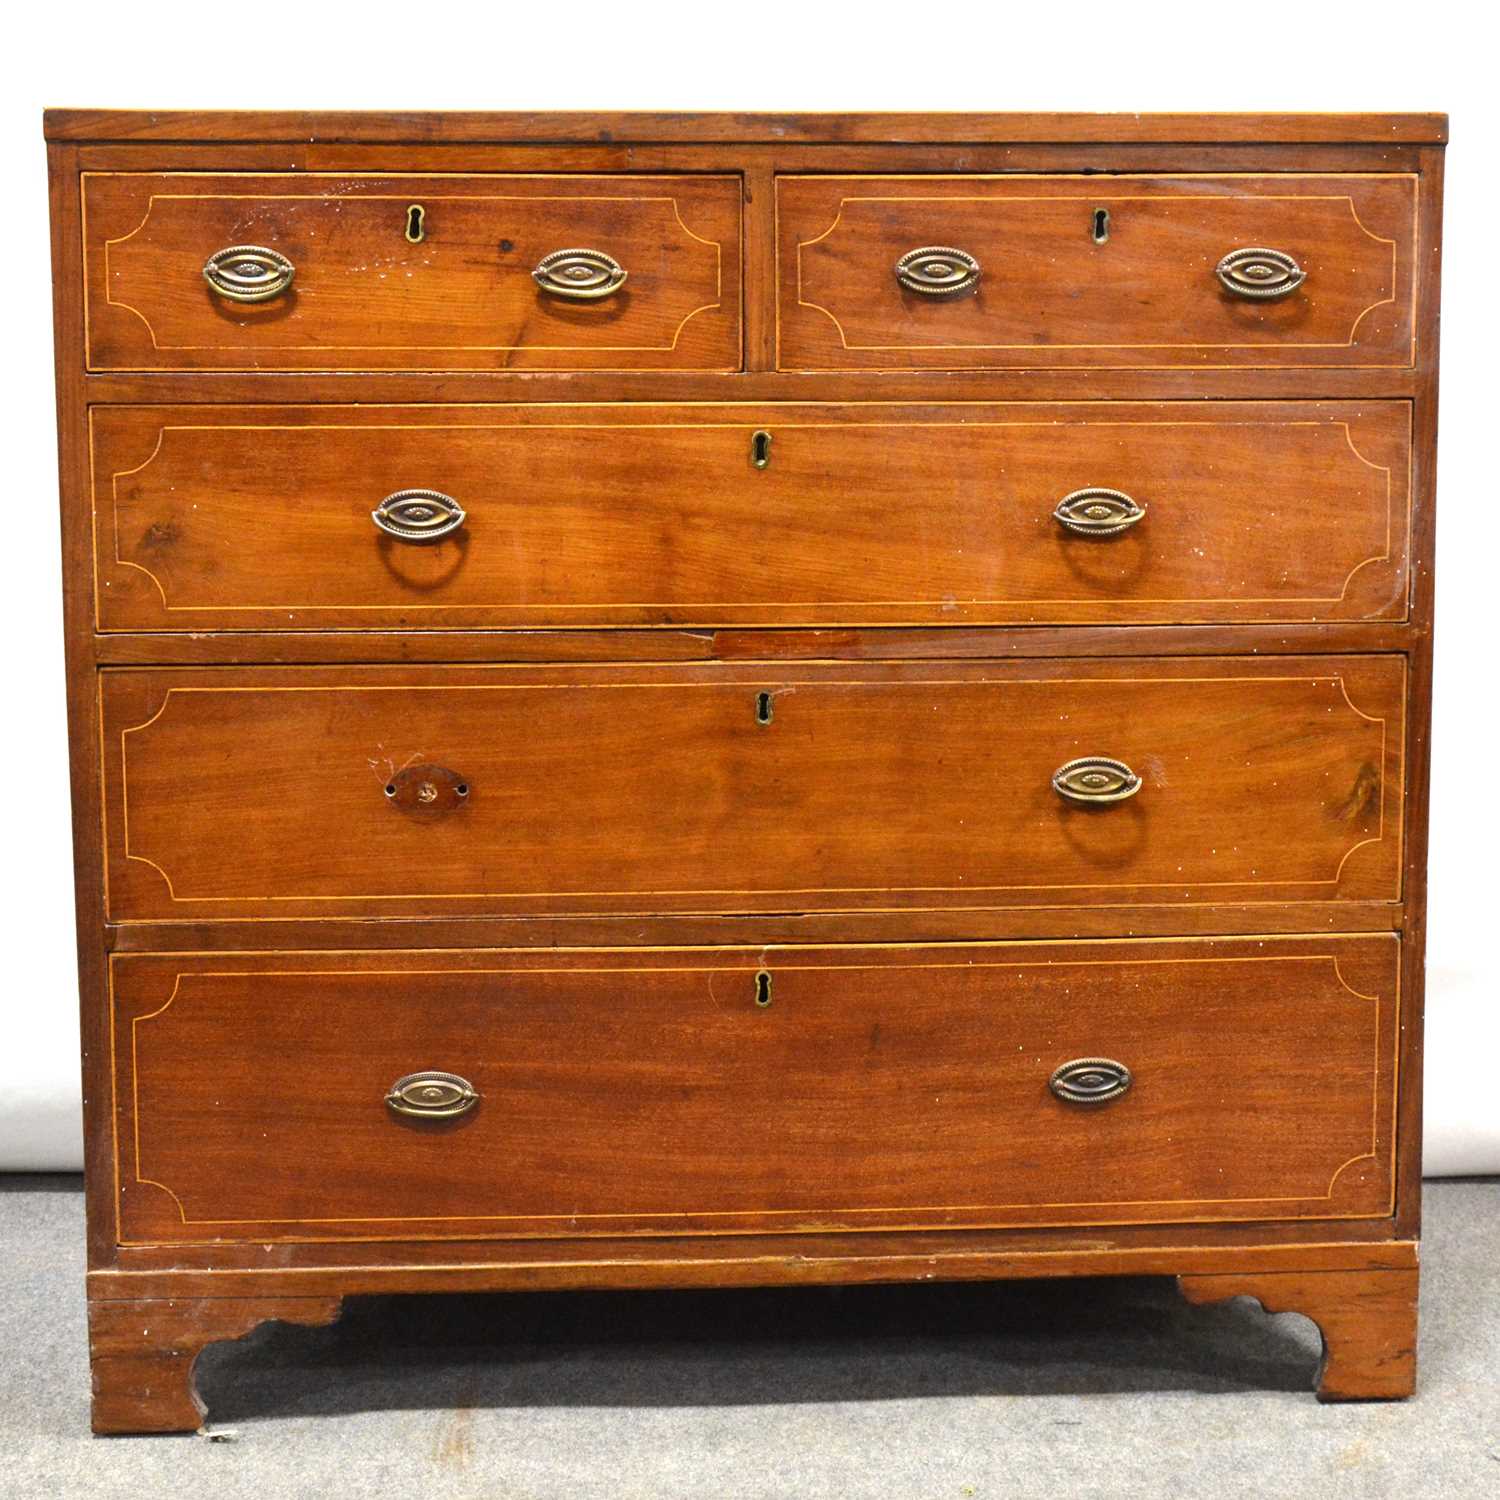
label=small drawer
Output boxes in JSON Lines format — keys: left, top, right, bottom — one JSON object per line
{"left": 82, "top": 172, "right": 742, "bottom": 371}
{"left": 110, "top": 936, "right": 1399, "bottom": 1245}
{"left": 100, "top": 657, "right": 1404, "bottom": 923}
{"left": 777, "top": 174, "right": 1416, "bottom": 370}
{"left": 90, "top": 401, "right": 1411, "bottom": 631}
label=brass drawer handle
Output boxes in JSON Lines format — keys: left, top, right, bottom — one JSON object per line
{"left": 1052, "top": 756, "right": 1142, "bottom": 805}
{"left": 202, "top": 245, "right": 295, "bottom": 303}
{"left": 384, "top": 764, "right": 470, "bottom": 811}
{"left": 1049, "top": 1057, "right": 1132, "bottom": 1105}
{"left": 386, "top": 1071, "right": 479, "bottom": 1119}
{"left": 533, "top": 247, "right": 627, "bottom": 300}
{"left": 372, "top": 489, "right": 466, "bottom": 543}
{"left": 1215, "top": 246, "right": 1306, "bottom": 300}
{"left": 1054, "top": 487, "right": 1147, "bottom": 538}
{"left": 894, "top": 246, "right": 981, "bottom": 298}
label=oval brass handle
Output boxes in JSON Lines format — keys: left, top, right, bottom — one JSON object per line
{"left": 1052, "top": 756, "right": 1142, "bottom": 805}
{"left": 895, "top": 246, "right": 981, "bottom": 298}
{"left": 1049, "top": 1057, "right": 1132, "bottom": 1105}
{"left": 1215, "top": 246, "right": 1306, "bottom": 300}
{"left": 386, "top": 1071, "right": 479, "bottom": 1119}
{"left": 372, "top": 489, "right": 467, "bottom": 543}
{"left": 202, "top": 245, "right": 295, "bottom": 303}
{"left": 1054, "top": 487, "right": 1147, "bottom": 538}
{"left": 533, "top": 247, "right": 627, "bottom": 300}
{"left": 384, "top": 764, "right": 470, "bottom": 811}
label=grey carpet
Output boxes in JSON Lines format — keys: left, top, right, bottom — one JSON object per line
{"left": 2, "top": 1176, "right": 1496, "bottom": 1499}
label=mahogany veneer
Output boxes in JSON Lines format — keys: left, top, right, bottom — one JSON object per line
{"left": 45, "top": 110, "right": 1445, "bottom": 1434}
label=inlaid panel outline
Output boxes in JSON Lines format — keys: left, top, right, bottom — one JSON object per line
{"left": 84, "top": 174, "right": 734, "bottom": 360}
{"left": 109, "top": 672, "right": 1400, "bottom": 907}
{"left": 92, "top": 414, "right": 1405, "bottom": 621}
{"left": 780, "top": 175, "right": 1417, "bottom": 364}
{"left": 111, "top": 950, "right": 1396, "bottom": 1240}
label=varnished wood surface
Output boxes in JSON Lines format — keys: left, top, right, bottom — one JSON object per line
{"left": 110, "top": 936, "right": 1397, "bottom": 1244}
{"left": 779, "top": 175, "right": 1416, "bottom": 371}
{"left": 100, "top": 657, "right": 1405, "bottom": 922}
{"left": 88, "top": 1295, "right": 343, "bottom": 1433}
{"left": 83, "top": 173, "right": 742, "bottom": 372}
{"left": 1179, "top": 1268, "right": 1418, "bottom": 1400}
{"left": 91, "top": 401, "right": 1411, "bottom": 631}
{"left": 46, "top": 114, "right": 1444, "bottom": 1422}
{"left": 44, "top": 111, "right": 1450, "bottom": 146}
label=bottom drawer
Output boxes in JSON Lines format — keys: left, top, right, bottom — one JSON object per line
{"left": 111, "top": 936, "right": 1398, "bottom": 1246}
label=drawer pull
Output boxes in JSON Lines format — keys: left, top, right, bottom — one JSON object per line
{"left": 371, "top": 488, "right": 467, "bottom": 543}
{"left": 202, "top": 245, "right": 295, "bottom": 303}
{"left": 386, "top": 1071, "right": 479, "bottom": 1119}
{"left": 1053, "top": 487, "right": 1147, "bottom": 538}
{"left": 1049, "top": 1057, "right": 1133, "bottom": 1105}
{"left": 1215, "top": 246, "right": 1306, "bottom": 300}
{"left": 384, "top": 764, "right": 470, "bottom": 811}
{"left": 894, "top": 246, "right": 981, "bottom": 299}
{"left": 533, "top": 247, "right": 628, "bottom": 300}
{"left": 1052, "top": 756, "right": 1142, "bottom": 806}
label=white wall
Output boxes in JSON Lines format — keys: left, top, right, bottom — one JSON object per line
{"left": 2, "top": 3, "right": 1495, "bottom": 1172}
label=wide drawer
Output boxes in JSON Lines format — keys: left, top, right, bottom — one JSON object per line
{"left": 777, "top": 175, "right": 1416, "bottom": 370}
{"left": 82, "top": 173, "right": 741, "bottom": 371}
{"left": 110, "top": 936, "right": 1399, "bottom": 1245}
{"left": 101, "top": 658, "right": 1404, "bottom": 922}
{"left": 91, "top": 401, "right": 1411, "bottom": 630}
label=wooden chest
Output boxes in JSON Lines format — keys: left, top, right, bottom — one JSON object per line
{"left": 44, "top": 110, "right": 1445, "bottom": 1432}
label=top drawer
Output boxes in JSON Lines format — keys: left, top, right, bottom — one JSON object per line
{"left": 777, "top": 175, "right": 1416, "bottom": 371}
{"left": 81, "top": 173, "right": 742, "bottom": 372}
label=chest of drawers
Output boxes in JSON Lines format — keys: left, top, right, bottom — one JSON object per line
{"left": 44, "top": 110, "right": 1446, "bottom": 1433}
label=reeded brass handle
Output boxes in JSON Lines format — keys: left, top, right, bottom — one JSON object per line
{"left": 202, "top": 245, "right": 295, "bottom": 303}
{"left": 1052, "top": 756, "right": 1142, "bottom": 805}
{"left": 1216, "top": 247, "right": 1306, "bottom": 300}
{"left": 895, "top": 246, "right": 981, "bottom": 298}
{"left": 386, "top": 1071, "right": 479, "bottom": 1119}
{"left": 1054, "top": 487, "right": 1147, "bottom": 538}
{"left": 533, "top": 247, "right": 627, "bottom": 300}
{"left": 1049, "top": 1057, "right": 1132, "bottom": 1105}
{"left": 372, "top": 489, "right": 466, "bottom": 543}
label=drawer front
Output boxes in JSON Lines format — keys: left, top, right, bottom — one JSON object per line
{"left": 777, "top": 175, "right": 1416, "bottom": 370}
{"left": 110, "top": 937, "right": 1399, "bottom": 1245}
{"left": 102, "top": 658, "right": 1404, "bottom": 921}
{"left": 82, "top": 173, "right": 741, "bottom": 371}
{"left": 91, "top": 402, "right": 1410, "bottom": 631}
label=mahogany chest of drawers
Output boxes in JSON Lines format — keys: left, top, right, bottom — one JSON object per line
{"left": 43, "top": 110, "right": 1446, "bottom": 1432}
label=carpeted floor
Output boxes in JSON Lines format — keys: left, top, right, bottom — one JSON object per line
{"left": 2, "top": 1177, "right": 1496, "bottom": 1499}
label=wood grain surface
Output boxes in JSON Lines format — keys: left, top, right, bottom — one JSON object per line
{"left": 90, "top": 401, "right": 1411, "bottom": 630}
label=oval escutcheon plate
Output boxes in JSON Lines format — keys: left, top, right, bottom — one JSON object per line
{"left": 532, "top": 247, "right": 628, "bottom": 300}
{"left": 1052, "top": 756, "right": 1142, "bottom": 806}
{"left": 385, "top": 1071, "right": 479, "bottom": 1119}
{"left": 1053, "top": 487, "right": 1147, "bottom": 538}
{"left": 1049, "top": 1057, "right": 1133, "bottom": 1105}
{"left": 894, "top": 246, "right": 982, "bottom": 298}
{"left": 1215, "top": 246, "right": 1306, "bottom": 300}
{"left": 371, "top": 489, "right": 467, "bottom": 543}
{"left": 202, "top": 245, "right": 295, "bottom": 303}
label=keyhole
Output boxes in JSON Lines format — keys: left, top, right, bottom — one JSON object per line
{"left": 1092, "top": 207, "right": 1110, "bottom": 244}
{"left": 755, "top": 691, "right": 774, "bottom": 725}
{"left": 405, "top": 204, "right": 426, "bottom": 243}
{"left": 751, "top": 429, "right": 772, "bottom": 470}
{"left": 755, "top": 970, "right": 773, "bottom": 1007}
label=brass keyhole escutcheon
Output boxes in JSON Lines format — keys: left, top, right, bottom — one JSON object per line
{"left": 751, "top": 429, "right": 772, "bottom": 470}
{"left": 755, "top": 691, "right": 774, "bottom": 725}
{"left": 755, "top": 970, "right": 773, "bottom": 1007}
{"left": 405, "top": 204, "right": 426, "bottom": 243}
{"left": 1092, "top": 207, "right": 1110, "bottom": 243}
